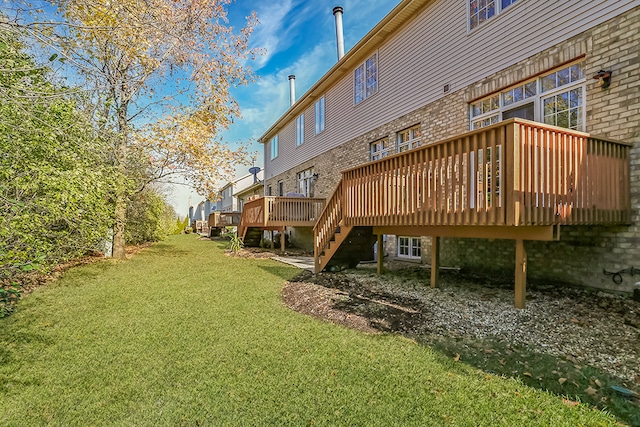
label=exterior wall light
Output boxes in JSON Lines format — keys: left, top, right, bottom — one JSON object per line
{"left": 593, "top": 70, "right": 612, "bottom": 89}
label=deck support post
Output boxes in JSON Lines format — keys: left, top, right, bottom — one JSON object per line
{"left": 515, "top": 239, "right": 527, "bottom": 309}
{"left": 430, "top": 236, "right": 440, "bottom": 289}
{"left": 281, "top": 227, "right": 285, "bottom": 253}
{"left": 270, "top": 230, "right": 275, "bottom": 250}
{"left": 376, "top": 234, "right": 384, "bottom": 275}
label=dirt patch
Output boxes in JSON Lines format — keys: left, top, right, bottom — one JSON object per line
{"left": 282, "top": 266, "right": 640, "bottom": 385}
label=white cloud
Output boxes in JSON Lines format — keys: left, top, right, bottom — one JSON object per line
{"left": 251, "top": 0, "right": 298, "bottom": 69}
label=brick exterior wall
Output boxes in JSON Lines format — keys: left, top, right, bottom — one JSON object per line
{"left": 268, "top": 8, "right": 640, "bottom": 292}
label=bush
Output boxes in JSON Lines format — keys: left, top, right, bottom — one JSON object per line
{"left": 125, "top": 189, "right": 177, "bottom": 244}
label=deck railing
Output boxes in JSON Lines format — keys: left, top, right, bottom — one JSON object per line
{"left": 313, "top": 181, "right": 344, "bottom": 261}
{"left": 238, "top": 196, "right": 326, "bottom": 239}
{"left": 339, "top": 118, "right": 630, "bottom": 228}
{"left": 208, "top": 212, "right": 241, "bottom": 228}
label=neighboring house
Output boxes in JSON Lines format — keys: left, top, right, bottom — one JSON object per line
{"left": 255, "top": 0, "right": 639, "bottom": 304}
{"left": 235, "top": 181, "right": 264, "bottom": 212}
{"left": 215, "top": 170, "right": 264, "bottom": 212}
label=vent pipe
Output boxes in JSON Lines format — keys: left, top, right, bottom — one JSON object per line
{"left": 333, "top": 6, "right": 345, "bottom": 60}
{"left": 288, "top": 74, "right": 296, "bottom": 106}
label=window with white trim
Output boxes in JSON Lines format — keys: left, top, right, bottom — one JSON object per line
{"left": 297, "top": 168, "right": 313, "bottom": 197}
{"left": 397, "top": 236, "right": 421, "bottom": 259}
{"left": 296, "top": 114, "right": 304, "bottom": 146}
{"left": 370, "top": 138, "right": 390, "bottom": 161}
{"left": 354, "top": 53, "right": 378, "bottom": 105}
{"left": 470, "top": 61, "right": 585, "bottom": 131}
{"left": 468, "top": 0, "right": 519, "bottom": 30}
{"left": 315, "top": 96, "right": 325, "bottom": 134}
{"left": 270, "top": 134, "right": 278, "bottom": 160}
{"left": 397, "top": 126, "right": 422, "bottom": 153}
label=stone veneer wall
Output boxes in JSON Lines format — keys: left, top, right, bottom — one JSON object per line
{"left": 269, "top": 8, "right": 640, "bottom": 292}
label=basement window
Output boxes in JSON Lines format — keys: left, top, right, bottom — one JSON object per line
{"left": 397, "top": 236, "right": 421, "bottom": 259}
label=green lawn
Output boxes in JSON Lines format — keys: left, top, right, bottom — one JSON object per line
{"left": 0, "top": 235, "right": 622, "bottom": 426}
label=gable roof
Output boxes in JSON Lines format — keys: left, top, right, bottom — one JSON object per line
{"left": 258, "top": 0, "right": 434, "bottom": 144}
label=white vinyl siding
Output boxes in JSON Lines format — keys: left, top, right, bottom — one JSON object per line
{"left": 262, "top": 1, "right": 635, "bottom": 180}
{"left": 315, "top": 96, "right": 325, "bottom": 134}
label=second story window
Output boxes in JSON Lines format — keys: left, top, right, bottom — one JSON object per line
{"left": 370, "top": 138, "right": 390, "bottom": 161}
{"left": 397, "top": 126, "right": 422, "bottom": 153}
{"left": 315, "top": 96, "right": 325, "bottom": 134}
{"left": 296, "top": 114, "right": 304, "bottom": 146}
{"left": 468, "top": 0, "right": 518, "bottom": 30}
{"left": 354, "top": 53, "right": 378, "bottom": 105}
{"left": 270, "top": 134, "right": 279, "bottom": 160}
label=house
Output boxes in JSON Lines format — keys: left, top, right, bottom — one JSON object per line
{"left": 251, "top": 0, "right": 638, "bottom": 306}
{"left": 215, "top": 170, "right": 264, "bottom": 213}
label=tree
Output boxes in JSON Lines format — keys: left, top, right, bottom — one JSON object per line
{"left": 0, "top": 24, "right": 113, "bottom": 283}
{"left": 125, "top": 187, "right": 177, "bottom": 245}
{"left": 6, "top": 0, "right": 261, "bottom": 258}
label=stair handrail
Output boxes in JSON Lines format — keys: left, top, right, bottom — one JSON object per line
{"left": 238, "top": 197, "right": 266, "bottom": 241}
{"left": 313, "top": 180, "right": 344, "bottom": 262}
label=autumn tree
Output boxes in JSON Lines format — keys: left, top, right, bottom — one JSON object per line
{"left": 6, "top": 0, "right": 261, "bottom": 258}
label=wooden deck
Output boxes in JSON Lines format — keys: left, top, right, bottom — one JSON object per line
{"left": 238, "top": 197, "right": 326, "bottom": 249}
{"left": 314, "top": 119, "right": 631, "bottom": 307}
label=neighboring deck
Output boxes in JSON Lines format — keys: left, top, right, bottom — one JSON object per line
{"left": 238, "top": 197, "right": 326, "bottom": 248}
{"left": 313, "top": 119, "right": 631, "bottom": 307}
{"left": 208, "top": 211, "right": 242, "bottom": 236}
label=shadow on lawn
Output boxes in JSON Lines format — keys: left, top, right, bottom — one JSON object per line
{"left": 257, "top": 264, "right": 301, "bottom": 281}
{"left": 333, "top": 292, "right": 640, "bottom": 426}
{"left": 144, "top": 242, "right": 191, "bottom": 258}
{"left": 0, "top": 329, "right": 52, "bottom": 393}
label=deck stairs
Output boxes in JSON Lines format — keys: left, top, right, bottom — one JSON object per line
{"left": 315, "top": 222, "right": 376, "bottom": 272}
{"left": 242, "top": 227, "right": 263, "bottom": 247}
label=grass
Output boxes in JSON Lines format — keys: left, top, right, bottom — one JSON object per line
{"left": 428, "top": 336, "right": 640, "bottom": 426}
{"left": 0, "top": 235, "right": 627, "bottom": 426}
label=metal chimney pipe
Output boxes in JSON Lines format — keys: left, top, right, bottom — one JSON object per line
{"left": 333, "top": 6, "right": 345, "bottom": 60}
{"left": 288, "top": 74, "right": 296, "bottom": 106}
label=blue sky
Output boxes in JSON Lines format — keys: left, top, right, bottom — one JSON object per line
{"left": 171, "top": 0, "right": 397, "bottom": 216}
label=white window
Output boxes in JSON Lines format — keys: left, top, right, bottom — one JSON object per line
{"left": 296, "top": 114, "right": 304, "bottom": 146}
{"left": 297, "top": 168, "right": 313, "bottom": 197}
{"left": 470, "top": 61, "right": 585, "bottom": 131}
{"left": 315, "top": 96, "right": 325, "bottom": 134}
{"left": 370, "top": 138, "right": 390, "bottom": 161}
{"left": 354, "top": 53, "right": 378, "bottom": 105}
{"left": 270, "top": 134, "right": 278, "bottom": 160}
{"left": 398, "top": 236, "right": 421, "bottom": 259}
{"left": 469, "top": 0, "right": 519, "bottom": 30}
{"left": 397, "top": 126, "right": 422, "bottom": 153}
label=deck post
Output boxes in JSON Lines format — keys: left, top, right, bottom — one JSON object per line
{"left": 281, "top": 228, "right": 285, "bottom": 253}
{"left": 376, "top": 234, "right": 384, "bottom": 275}
{"left": 515, "top": 239, "right": 527, "bottom": 309}
{"left": 430, "top": 236, "right": 440, "bottom": 289}
{"left": 270, "top": 230, "right": 275, "bottom": 249}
